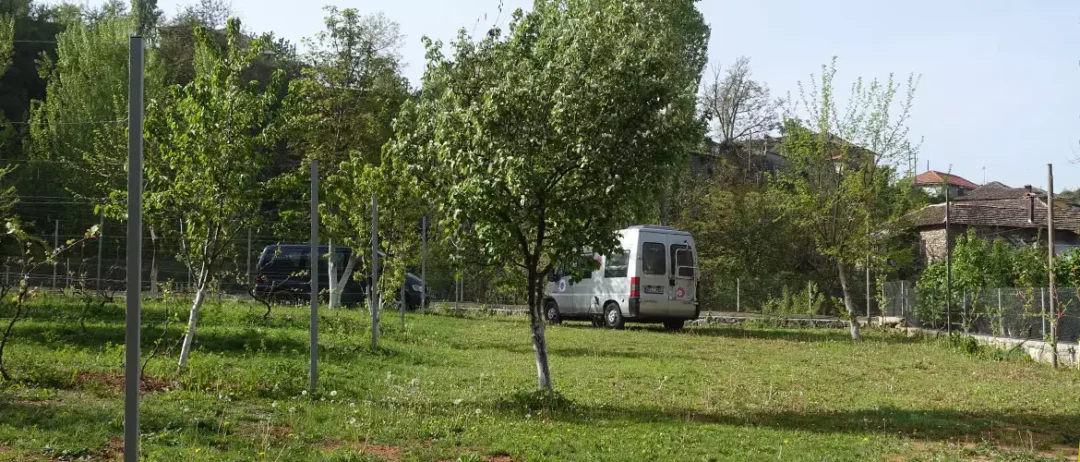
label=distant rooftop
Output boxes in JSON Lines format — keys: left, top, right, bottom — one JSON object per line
{"left": 914, "top": 170, "right": 979, "bottom": 190}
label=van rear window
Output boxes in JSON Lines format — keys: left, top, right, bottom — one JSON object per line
{"left": 604, "top": 252, "right": 629, "bottom": 278}
{"left": 641, "top": 242, "right": 666, "bottom": 276}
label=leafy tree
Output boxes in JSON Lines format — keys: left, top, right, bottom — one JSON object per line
{"left": 29, "top": 8, "right": 163, "bottom": 208}
{"left": 387, "top": 0, "right": 708, "bottom": 389}
{"left": 131, "top": 0, "right": 161, "bottom": 36}
{"left": 282, "top": 7, "right": 408, "bottom": 308}
{"left": 772, "top": 58, "right": 920, "bottom": 340}
{"left": 0, "top": 13, "right": 15, "bottom": 218}
{"left": 142, "top": 18, "right": 284, "bottom": 368}
{"left": 700, "top": 56, "right": 781, "bottom": 145}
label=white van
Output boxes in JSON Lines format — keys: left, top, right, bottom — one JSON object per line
{"left": 543, "top": 225, "right": 699, "bottom": 330}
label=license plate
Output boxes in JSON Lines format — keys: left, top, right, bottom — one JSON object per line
{"left": 643, "top": 286, "right": 664, "bottom": 295}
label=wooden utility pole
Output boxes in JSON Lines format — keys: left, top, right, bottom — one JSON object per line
{"left": 1048, "top": 164, "right": 1058, "bottom": 369}
{"left": 945, "top": 183, "right": 952, "bottom": 334}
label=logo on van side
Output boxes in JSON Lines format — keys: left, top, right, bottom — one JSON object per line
{"left": 676, "top": 287, "right": 685, "bottom": 299}
{"left": 558, "top": 280, "right": 567, "bottom": 293}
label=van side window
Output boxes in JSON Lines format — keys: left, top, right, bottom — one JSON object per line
{"left": 604, "top": 252, "right": 629, "bottom": 278}
{"left": 670, "top": 244, "right": 695, "bottom": 277}
{"left": 641, "top": 242, "right": 666, "bottom": 276}
{"left": 578, "top": 255, "right": 594, "bottom": 280}
{"left": 268, "top": 247, "right": 304, "bottom": 271}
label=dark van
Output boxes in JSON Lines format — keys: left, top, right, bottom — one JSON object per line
{"left": 254, "top": 245, "right": 427, "bottom": 309}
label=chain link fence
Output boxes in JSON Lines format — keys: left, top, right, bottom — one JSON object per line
{"left": 882, "top": 281, "right": 1080, "bottom": 344}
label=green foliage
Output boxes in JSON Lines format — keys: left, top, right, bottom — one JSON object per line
{"left": 277, "top": 7, "right": 410, "bottom": 294}
{"left": 142, "top": 18, "right": 283, "bottom": 289}
{"left": 914, "top": 229, "right": 1051, "bottom": 328}
{"left": 28, "top": 7, "right": 163, "bottom": 212}
{"left": 389, "top": 0, "right": 709, "bottom": 292}
{"left": 770, "top": 58, "right": 922, "bottom": 335}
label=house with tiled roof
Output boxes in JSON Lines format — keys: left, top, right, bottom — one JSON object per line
{"left": 914, "top": 170, "right": 980, "bottom": 199}
{"left": 908, "top": 183, "right": 1080, "bottom": 263}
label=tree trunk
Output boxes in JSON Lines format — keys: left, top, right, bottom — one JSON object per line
{"left": 527, "top": 272, "right": 553, "bottom": 390}
{"left": 149, "top": 227, "right": 159, "bottom": 299}
{"left": 178, "top": 269, "right": 209, "bottom": 368}
{"left": 330, "top": 253, "right": 358, "bottom": 309}
{"left": 837, "top": 262, "right": 861, "bottom": 340}
{"left": 328, "top": 240, "right": 337, "bottom": 309}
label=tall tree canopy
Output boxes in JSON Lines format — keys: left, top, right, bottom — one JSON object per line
{"left": 772, "top": 58, "right": 921, "bottom": 339}
{"left": 387, "top": 0, "right": 709, "bottom": 389}
{"left": 281, "top": 6, "right": 409, "bottom": 308}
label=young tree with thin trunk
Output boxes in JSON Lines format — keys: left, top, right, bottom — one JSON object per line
{"left": 281, "top": 7, "right": 408, "bottom": 309}
{"left": 700, "top": 56, "right": 782, "bottom": 145}
{"left": 142, "top": 18, "right": 284, "bottom": 368}
{"left": 772, "top": 58, "right": 920, "bottom": 340}
{"left": 387, "top": 0, "right": 708, "bottom": 389}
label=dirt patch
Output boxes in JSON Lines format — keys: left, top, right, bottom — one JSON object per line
{"left": 269, "top": 425, "right": 292, "bottom": 439}
{"left": 74, "top": 372, "right": 171, "bottom": 393}
{"left": 320, "top": 440, "right": 402, "bottom": 461}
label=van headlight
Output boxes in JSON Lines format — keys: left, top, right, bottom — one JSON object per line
{"left": 411, "top": 284, "right": 423, "bottom": 292}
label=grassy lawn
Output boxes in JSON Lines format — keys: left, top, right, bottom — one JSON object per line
{"left": 1, "top": 298, "right": 1080, "bottom": 461}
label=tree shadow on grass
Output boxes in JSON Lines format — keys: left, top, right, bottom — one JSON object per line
{"left": 493, "top": 398, "right": 1080, "bottom": 448}
{"left": 681, "top": 325, "right": 923, "bottom": 344}
{"left": 8, "top": 323, "right": 308, "bottom": 357}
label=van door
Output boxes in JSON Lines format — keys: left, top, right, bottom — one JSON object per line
{"left": 573, "top": 253, "right": 603, "bottom": 315}
{"left": 668, "top": 237, "right": 698, "bottom": 318}
{"left": 637, "top": 240, "right": 669, "bottom": 318}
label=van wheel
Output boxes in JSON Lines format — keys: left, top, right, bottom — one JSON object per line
{"left": 663, "top": 319, "right": 685, "bottom": 331}
{"left": 604, "top": 303, "right": 625, "bottom": 330}
{"left": 544, "top": 300, "right": 562, "bottom": 325}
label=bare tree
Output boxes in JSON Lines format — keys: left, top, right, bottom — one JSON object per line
{"left": 700, "top": 56, "right": 782, "bottom": 144}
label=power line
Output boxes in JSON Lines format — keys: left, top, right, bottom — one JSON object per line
{"left": 0, "top": 119, "right": 127, "bottom": 126}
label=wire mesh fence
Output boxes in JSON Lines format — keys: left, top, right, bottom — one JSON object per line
{"left": 882, "top": 281, "right": 1080, "bottom": 344}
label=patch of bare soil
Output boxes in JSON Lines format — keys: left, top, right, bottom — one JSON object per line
{"left": 320, "top": 440, "right": 403, "bottom": 461}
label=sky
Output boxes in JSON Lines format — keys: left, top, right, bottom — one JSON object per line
{"left": 77, "top": 0, "right": 1080, "bottom": 191}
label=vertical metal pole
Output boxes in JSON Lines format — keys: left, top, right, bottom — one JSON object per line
{"left": 1041, "top": 287, "right": 1047, "bottom": 338}
{"left": 1048, "top": 163, "right": 1058, "bottom": 368}
{"left": 371, "top": 195, "right": 379, "bottom": 349}
{"left": 309, "top": 160, "right": 319, "bottom": 393}
{"left": 65, "top": 258, "right": 71, "bottom": 289}
{"left": 997, "top": 288, "right": 1003, "bottom": 337}
{"left": 97, "top": 212, "right": 104, "bottom": 290}
{"left": 808, "top": 280, "right": 812, "bottom": 314}
{"left": 124, "top": 35, "right": 144, "bottom": 462}
{"left": 246, "top": 228, "right": 252, "bottom": 283}
{"left": 51, "top": 219, "right": 59, "bottom": 292}
{"left": 400, "top": 282, "right": 406, "bottom": 329}
{"left": 945, "top": 184, "right": 952, "bottom": 334}
{"left": 421, "top": 215, "right": 427, "bottom": 310}
{"left": 866, "top": 257, "right": 871, "bottom": 320}
{"left": 736, "top": 278, "right": 741, "bottom": 312}
{"left": 900, "top": 281, "right": 906, "bottom": 319}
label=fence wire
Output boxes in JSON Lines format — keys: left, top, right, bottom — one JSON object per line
{"left": 883, "top": 281, "right": 1080, "bottom": 344}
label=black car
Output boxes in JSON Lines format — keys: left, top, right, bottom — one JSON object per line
{"left": 254, "top": 244, "right": 427, "bottom": 309}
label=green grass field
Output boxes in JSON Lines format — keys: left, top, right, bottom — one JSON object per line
{"left": 1, "top": 297, "right": 1080, "bottom": 461}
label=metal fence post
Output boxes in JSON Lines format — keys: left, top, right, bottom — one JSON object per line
{"left": 52, "top": 219, "right": 59, "bottom": 292}
{"left": 124, "top": 35, "right": 144, "bottom": 462}
{"left": 1042, "top": 287, "right": 1047, "bottom": 338}
{"left": 736, "top": 278, "right": 741, "bottom": 313}
{"left": 997, "top": 288, "right": 1002, "bottom": 337}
